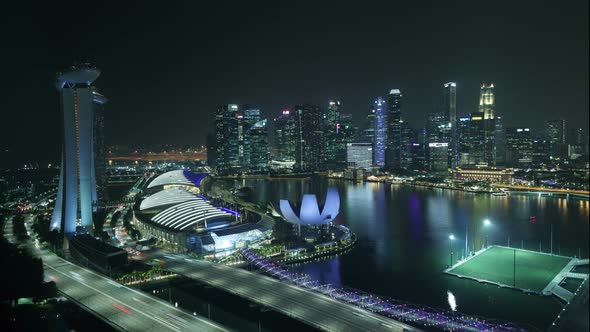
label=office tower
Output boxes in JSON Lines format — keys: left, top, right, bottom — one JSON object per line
{"left": 442, "top": 82, "right": 458, "bottom": 166}
{"left": 295, "top": 104, "right": 324, "bottom": 171}
{"left": 545, "top": 119, "right": 567, "bottom": 159}
{"left": 426, "top": 112, "right": 451, "bottom": 144}
{"left": 51, "top": 64, "right": 105, "bottom": 233}
{"left": 505, "top": 127, "right": 533, "bottom": 167}
{"left": 386, "top": 89, "right": 402, "bottom": 170}
{"left": 400, "top": 121, "right": 415, "bottom": 170}
{"left": 459, "top": 112, "right": 487, "bottom": 166}
{"left": 442, "top": 82, "right": 457, "bottom": 125}
{"left": 426, "top": 112, "right": 451, "bottom": 168}
{"left": 213, "top": 106, "right": 225, "bottom": 169}
{"left": 339, "top": 113, "right": 356, "bottom": 149}
{"left": 242, "top": 106, "right": 262, "bottom": 168}
{"left": 568, "top": 127, "right": 584, "bottom": 145}
{"left": 429, "top": 143, "right": 449, "bottom": 174}
{"left": 531, "top": 139, "right": 550, "bottom": 165}
{"left": 457, "top": 116, "right": 471, "bottom": 165}
{"left": 214, "top": 104, "right": 242, "bottom": 172}
{"left": 494, "top": 115, "right": 506, "bottom": 166}
{"left": 362, "top": 108, "right": 376, "bottom": 145}
{"left": 346, "top": 143, "right": 373, "bottom": 171}
{"left": 324, "top": 100, "right": 341, "bottom": 166}
{"left": 206, "top": 133, "right": 218, "bottom": 167}
{"left": 273, "top": 109, "right": 297, "bottom": 161}
{"left": 93, "top": 90, "right": 108, "bottom": 203}
{"left": 479, "top": 83, "right": 495, "bottom": 120}
{"left": 479, "top": 83, "right": 496, "bottom": 165}
{"left": 247, "top": 119, "right": 269, "bottom": 170}
{"left": 568, "top": 127, "right": 587, "bottom": 158}
{"left": 373, "top": 97, "right": 387, "bottom": 167}
{"left": 410, "top": 127, "right": 428, "bottom": 170}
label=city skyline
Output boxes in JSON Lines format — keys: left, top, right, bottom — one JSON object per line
{"left": 1, "top": 1, "right": 588, "bottom": 168}
{"left": 1, "top": 3, "right": 588, "bottom": 331}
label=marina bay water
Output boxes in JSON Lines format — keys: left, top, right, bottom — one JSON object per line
{"left": 241, "top": 177, "right": 589, "bottom": 330}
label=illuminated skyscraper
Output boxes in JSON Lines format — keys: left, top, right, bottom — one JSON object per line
{"left": 494, "top": 115, "right": 506, "bottom": 165}
{"left": 479, "top": 83, "right": 497, "bottom": 165}
{"left": 545, "top": 119, "right": 567, "bottom": 159}
{"left": 373, "top": 97, "right": 387, "bottom": 167}
{"left": 442, "top": 82, "right": 458, "bottom": 167}
{"left": 505, "top": 127, "right": 533, "bottom": 167}
{"left": 479, "top": 83, "right": 495, "bottom": 120}
{"left": 51, "top": 64, "right": 106, "bottom": 234}
{"left": 214, "top": 104, "right": 241, "bottom": 171}
{"left": 324, "top": 100, "right": 342, "bottom": 167}
{"left": 442, "top": 82, "right": 457, "bottom": 125}
{"left": 273, "top": 109, "right": 297, "bottom": 161}
{"left": 386, "top": 89, "right": 402, "bottom": 170}
{"left": 295, "top": 104, "right": 324, "bottom": 171}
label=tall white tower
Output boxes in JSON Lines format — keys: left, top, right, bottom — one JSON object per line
{"left": 51, "top": 63, "right": 106, "bottom": 234}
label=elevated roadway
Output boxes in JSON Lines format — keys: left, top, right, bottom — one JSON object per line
{"left": 151, "top": 252, "right": 418, "bottom": 332}
{"left": 3, "top": 215, "right": 230, "bottom": 332}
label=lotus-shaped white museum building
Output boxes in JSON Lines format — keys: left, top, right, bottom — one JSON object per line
{"left": 279, "top": 188, "right": 340, "bottom": 225}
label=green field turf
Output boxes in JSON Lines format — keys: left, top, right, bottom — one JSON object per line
{"left": 448, "top": 246, "right": 572, "bottom": 292}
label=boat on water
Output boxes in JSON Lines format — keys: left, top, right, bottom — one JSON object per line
{"left": 491, "top": 191, "right": 507, "bottom": 196}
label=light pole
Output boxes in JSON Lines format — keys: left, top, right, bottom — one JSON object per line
{"left": 449, "top": 234, "right": 455, "bottom": 267}
{"left": 483, "top": 219, "right": 491, "bottom": 248}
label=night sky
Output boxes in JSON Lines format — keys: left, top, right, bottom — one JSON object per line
{"left": 1, "top": 1, "right": 588, "bottom": 166}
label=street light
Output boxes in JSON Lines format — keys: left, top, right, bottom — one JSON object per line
{"left": 449, "top": 234, "right": 455, "bottom": 267}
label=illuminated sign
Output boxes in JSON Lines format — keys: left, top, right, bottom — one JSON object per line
{"left": 282, "top": 110, "right": 290, "bottom": 115}
{"left": 429, "top": 143, "right": 449, "bottom": 148}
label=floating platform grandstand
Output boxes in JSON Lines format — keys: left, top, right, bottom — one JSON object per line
{"left": 445, "top": 246, "right": 589, "bottom": 302}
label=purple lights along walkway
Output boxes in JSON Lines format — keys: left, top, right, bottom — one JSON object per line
{"left": 240, "top": 248, "right": 530, "bottom": 332}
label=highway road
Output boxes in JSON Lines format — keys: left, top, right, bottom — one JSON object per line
{"left": 151, "top": 252, "right": 419, "bottom": 332}
{"left": 3, "top": 215, "right": 230, "bottom": 332}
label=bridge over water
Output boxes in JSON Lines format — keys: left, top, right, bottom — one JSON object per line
{"left": 239, "top": 248, "right": 531, "bottom": 332}
{"left": 150, "top": 252, "right": 416, "bottom": 332}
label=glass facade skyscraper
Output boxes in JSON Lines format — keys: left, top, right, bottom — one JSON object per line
{"left": 373, "top": 97, "right": 387, "bottom": 167}
{"left": 386, "top": 89, "right": 402, "bottom": 170}
{"left": 295, "top": 104, "right": 324, "bottom": 171}
{"left": 346, "top": 143, "right": 373, "bottom": 171}
{"left": 442, "top": 82, "right": 458, "bottom": 167}
{"left": 324, "top": 100, "right": 341, "bottom": 167}
{"left": 273, "top": 109, "right": 297, "bottom": 162}
{"left": 545, "top": 119, "right": 567, "bottom": 159}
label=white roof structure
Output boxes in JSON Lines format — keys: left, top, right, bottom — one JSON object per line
{"left": 139, "top": 187, "right": 198, "bottom": 211}
{"left": 150, "top": 199, "right": 235, "bottom": 231}
{"left": 279, "top": 188, "right": 340, "bottom": 225}
{"left": 147, "top": 170, "right": 206, "bottom": 189}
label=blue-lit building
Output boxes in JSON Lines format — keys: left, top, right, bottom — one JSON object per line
{"left": 373, "top": 97, "right": 387, "bottom": 167}
{"left": 51, "top": 64, "right": 107, "bottom": 234}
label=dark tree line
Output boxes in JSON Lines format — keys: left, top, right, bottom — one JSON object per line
{"left": 0, "top": 212, "right": 57, "bottom": 305}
